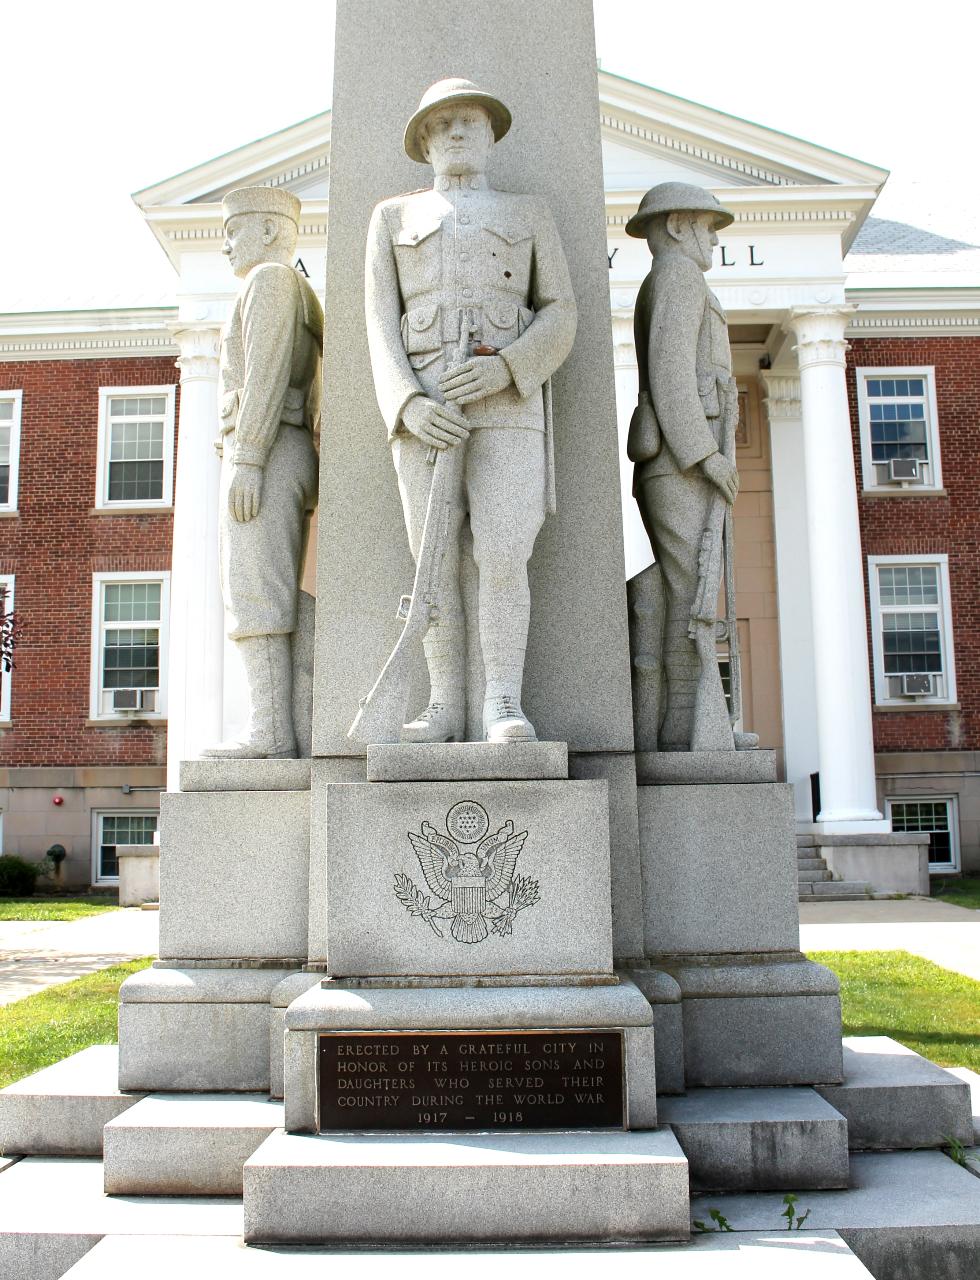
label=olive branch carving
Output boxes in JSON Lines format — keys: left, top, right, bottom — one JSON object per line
{"left": 393, "top": 872, "right": 445, "bottom": 938}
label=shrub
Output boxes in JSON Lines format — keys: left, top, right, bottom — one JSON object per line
{"left": 0, "top": 855, "right": 44, "bottom": 897}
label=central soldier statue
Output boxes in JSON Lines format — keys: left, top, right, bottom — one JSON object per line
{"left": 360, "top": 78, "right": 577, "bottom": 745}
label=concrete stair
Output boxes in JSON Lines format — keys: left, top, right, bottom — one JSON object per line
{"left": 796, "top": 841, "right": 871, "bottom": 901}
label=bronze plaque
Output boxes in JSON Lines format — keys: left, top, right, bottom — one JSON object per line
{"left": 318, "top": 1029, "right": 625, "bottom": 1131}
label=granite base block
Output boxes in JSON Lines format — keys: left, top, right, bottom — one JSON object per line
{"left": 636, "top": 750, "right": 777, "bottom": 786}
{"left": 103, "top": 1093, "right": 284, "bottom": 1195}
{"left": 243, "top": 1128, "right": 689, "bottom": 1244}
{"left": 269, "top": 973, "right": 321, "bottom": 1100}
{"left": 283, "top": 979, "right": 657, "bottom": 1133}
{"left": 367, "top": 741, "right": 568, "bottom": 782}
{"left": 179, "top": 757, "right": 313, "bottom": 792}
{"left": 623, "top": 967, "right": 684, "bottom": 1095}
{"left": 637, "top": 782, "right": 799, "bottom": 956}
{"left": 658, "top": 1087, "right": 849, "bottom": 1190}
{"left": 118, "top": 967, "right": 294, "bottom": 1092}
{"left": 159, "top": 789, "right": 309, "bottom": 962}
{"left": 0, "top": 1046, "right": 142, "bottom": 1157}
{"left": 947, "top": 1067, "right": 980, "bottom": 1143}
{"left": 690, "top": 1149, "right": 980, "bottom": 1280}
{"left": 657, "top": 957, "right": 843, "bottom": 1087}
{"left": 816, "top": 1036, "right": 974, "bottom": 1149}
{"left": 323, "top": 778, "right": 612, "bottom": 977}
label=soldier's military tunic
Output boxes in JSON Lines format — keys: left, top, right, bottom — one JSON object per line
{"left": 217, "top": 262, "right": 322, "bottom": 639}
{"left": 364, "top": 172, "right": 576, "bottom": 669}
{"left": 632, "top": 252, "right": 735, "bottom": 747}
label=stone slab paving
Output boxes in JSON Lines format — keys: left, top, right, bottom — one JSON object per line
{"left": 799, "top": 897, "right": 980, "bottom": 981}
{"left": 0, "top": 907, "right": 159, "bottom": 1004}
{"left": 59, "top": 1231, "right": 875, "bottom": 1278}
{"left": 690, "top": 1148, "right": 980, "bottom": 1280}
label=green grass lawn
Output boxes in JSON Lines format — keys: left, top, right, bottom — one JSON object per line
{"left": 810, "top": 949, "right": 980, "bottom": 1071}
{"left": 0, "top": 896, "right": 118, "bottom": 922}
{"left": 932, "top": 875, "right": 980, "bottom": 912}
{"left": 0, "top": 957, "right": 153, "bottom": 1089}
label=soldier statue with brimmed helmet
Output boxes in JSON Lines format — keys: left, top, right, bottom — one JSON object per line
{"left": 626, "top": 181, "right": 755, "bottom": 752}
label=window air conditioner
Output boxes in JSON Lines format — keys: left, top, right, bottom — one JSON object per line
{"left": 111, "top": 688, "right": 157, "bottom": 713}
{"left": 888, "top": 458, "right": 920, "bottom": 483}
{"left": 901, "top": 673, "right": 934, "bottom": 697}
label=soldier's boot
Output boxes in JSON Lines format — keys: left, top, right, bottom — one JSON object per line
{"left": 202, "top": 634, "right": 297, "bottom": 759}
{"left": 482, "top": 662, "right": 536, "bottom": 744}
{"left": 402, "top": 630, "right": 465, "bottom": 743}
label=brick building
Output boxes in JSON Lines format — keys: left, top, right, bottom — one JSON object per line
{"left": 1, "top": 71, "right": 977, "bottom": 886}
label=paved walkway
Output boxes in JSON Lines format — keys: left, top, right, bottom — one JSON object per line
{"left": 0, "top": 908, "right": 159, "bottom": 1006}
{"left": 799, "top": 897, "right": 980, "bottom": 982}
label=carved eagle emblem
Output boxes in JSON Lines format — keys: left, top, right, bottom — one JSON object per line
{"left": 395, "top": 801, "right": 540, "bottom": 944}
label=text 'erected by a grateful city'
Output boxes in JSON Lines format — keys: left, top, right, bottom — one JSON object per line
{"left": 317, "top": 1029, "right": 625, "bottom": 1131}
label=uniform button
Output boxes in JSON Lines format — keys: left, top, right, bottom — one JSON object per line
{"left": 460, "top": 252, "right": 469, "bottom": 261}
{"left": 462, "top": 288, "right": 473, "bottom": 297}
{"left": 460, "top": 215, "right": 470, "bottom": 224}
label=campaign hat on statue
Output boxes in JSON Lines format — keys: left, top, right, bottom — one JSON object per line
{"left": 404, "top": 77, "right": 512, "bottom": 163}
{"left": 625, "top": 182, "right": 734, "bottom": 238}
{"left": 221, "top": 186, "right": 301, "bottom": 227}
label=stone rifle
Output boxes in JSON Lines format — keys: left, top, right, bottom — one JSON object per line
{"left": 348, "top": 320, "right": 479, "bottom": 745}
{"left": 688, "top": 374, "right": 742, "bottom": 749}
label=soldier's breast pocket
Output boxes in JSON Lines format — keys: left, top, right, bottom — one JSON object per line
{"left": 482, "top": 219, "right": 533, "bottom": 298}
{"left": 393, "top": 220, "right": 443, "bottom": 297}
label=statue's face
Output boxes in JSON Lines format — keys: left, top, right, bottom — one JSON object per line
{"left": 422, "top": 104, "right": 493, "bottom": 177}
{"left": 222, "top": 213, "right": 272, "bottom": 279}
{"left": 648, "top": 211, "right": 719, "bottom": 273}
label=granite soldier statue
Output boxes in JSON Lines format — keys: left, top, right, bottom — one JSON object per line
{"left": 361, "top": 78, "right": 577, "bottom": 744}
{"left": 626, "top": 182, "right": 752, "bottom": 752}
{"left": 203, "top": 186, "right": 321, "bottom": 759}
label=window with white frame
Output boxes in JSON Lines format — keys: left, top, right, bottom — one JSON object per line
{"left": 886, "top": 796, "right": 959, "bottom": 874}
{"left": 856, "top": 368, "right": 942, "bottom": 491}
{"left": 95, "top": 387, "right": 175, "bottom": 509}
{"left": 0, "top": 391, "right": 23, "bottom": 512}
{"left": 868, "top": 556, "right": 955, "bottom": 706}
{"left": 0, "top": 575, "right": 13, "bottom": 722}
{"left": 90, "top": 572, "right": 170, "bottom": 719}
{"left": 93, "top": 811, "right": 157, "bottom": 883}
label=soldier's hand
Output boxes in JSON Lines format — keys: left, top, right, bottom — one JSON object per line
{"left": 401, "top": 396, "right": 470, "bottom": 450}
{"left": 229, "top": 463, "right": 264, "bottom": 523}
{"left": 439, "top": 355, "right": 513, "bottom": 405}
{"left": 701, "top": 451, "right": 739, "bottom": 504}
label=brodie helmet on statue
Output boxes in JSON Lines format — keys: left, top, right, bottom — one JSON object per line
{"left": 403, "top": 77, "right": 512, "bottom": 163}
{"left": 624, "top": 181, "right": 735, "bottom": 238}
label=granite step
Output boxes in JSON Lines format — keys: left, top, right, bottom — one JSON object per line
{"left": 798, "top": 868, "right": 834, "bottom": 882}
{"left": 59, "top": 1231, "right": 877, "bottom": 1277}
{"left": 797, "top": 857, "right": 828, "bottom": 870}
{"left": 0, "top": 1046, "right": 144, "bottom": 1157}
{"left": 815, "top": 1036, "right": 974, "bottom": 1150}
{"left": 658, "top": 1087, "right": 849, "bottom": 1191}
{"left": 690, "top": 1148, "right": 980, "bottom": 1280}
{"left": 103, "top": 1093, "right": 285, "bottom": 1195}
{"left": 0, "top": 1156, "right": 242, "bottom": 1280}
{"left": 243, "top": 1128, "right": 690, "bottom": 1245}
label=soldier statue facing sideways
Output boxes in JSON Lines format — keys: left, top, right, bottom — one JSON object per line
{"left": 363, "top": 78, "right": 577, "bottom": 744}
{"left": 202, "top": 186, "right": 322, "bottom": 760}
{"left": 626, "top": 182, "right": 754, "bottom": 753}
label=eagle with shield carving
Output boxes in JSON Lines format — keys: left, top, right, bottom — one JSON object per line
{"left": 394, "top": 801, "right": 541, "bottom": 944}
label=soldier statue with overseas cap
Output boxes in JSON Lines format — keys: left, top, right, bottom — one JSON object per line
{"left": 203, "top": 186, "right": 322, "bottom": 759}
{"left": 626, "top": 181, "right": 752, "bottom": 752}
{"left": 362, "top": 78, "right": 577, "bottom": 744}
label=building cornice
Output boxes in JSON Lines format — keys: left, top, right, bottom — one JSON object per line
{"left": 140, "top": 201, "right": 329, "bottom": 270}
{"left": 0, "top": 308, "right": 178, "bottom": 362}
{"left": 845, "top": 287, "right": 980, "bottom": 336}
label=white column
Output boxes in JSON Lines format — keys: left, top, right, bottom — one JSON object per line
{"left": 785, "top": 307, "right": 885, "bottom": 829}
{"left": 167, "top": 325, "right": 224, "bottom": 791}
{"left": 764, "top": 374, "right": 820, "bottom": 821}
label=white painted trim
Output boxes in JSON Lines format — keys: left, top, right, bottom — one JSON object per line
{"left": 95, "top": 386, "right": 176, "bottom": 511}
{"left": 0, "top": 575, "right": 14, "bottom": 722}
{"left": 855, "top": 366, "right": 943, "bottom": 493}
{"left": 0, "top": 390, "right": 22, "bottom": 513}
{"left": 89, "top": 571, "right": 171, "bottom": 722}
{"left": 867, "top": 553, "right": 956, "bottom": 708}
{"left": 91, "top": 808, "right": 159, "bottom": 886}
{"left": 884, "top": 793, "right": 961, "bottom": 874}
